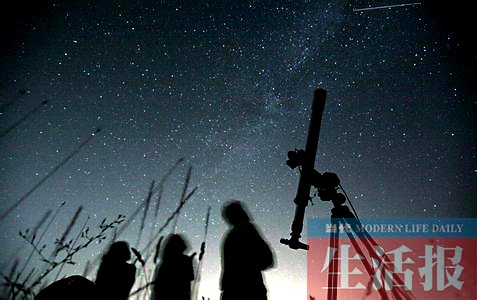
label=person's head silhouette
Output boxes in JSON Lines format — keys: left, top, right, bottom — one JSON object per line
{"left": 222, "top": 200, "right": 251, "bottom": 226}
{"left": 104, "top": 241, "right": 131, "bottom": 262}
{"left": 162, "top": 234, "right": 188, "bottom": 260}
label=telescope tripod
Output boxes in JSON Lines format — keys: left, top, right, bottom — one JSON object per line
{"left": 278, "top": 88, "right": 414, "bottom": 299}
{"left": 325, "top": 202, "right": 414, "bottom": 300}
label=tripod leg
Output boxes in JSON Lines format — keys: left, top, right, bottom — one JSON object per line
{"left": 327, "top": 219, "right": 339, "bottom": 300}
{"left": 341, "top": 219, "right": 390, "bottom": 300}
{"left": 357, "top": 228, "right": 415, "bottom": 300}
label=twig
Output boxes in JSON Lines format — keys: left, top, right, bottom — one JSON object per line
{"left": 0, "top": 100, "right": 49, "bottom": 138}
{"left": 1, "top": 270, "right": 34, "bottom": 299}
{"left": 153, "top": 236, "right": 164, "bottom": 264}
{"left": 141, "top": 186, "right": 197, "bottom": 262}
{"left": 0, "top": 89, "right": 28, "bottom": 113}
{"left": 172, "top": 166, "right": 192, "bottom": 233}
{"left": 117, "top": 158, "right": 184, "bottom": 239}
{"left": 192, "top": 206, "right": 211, "bottom": 300}
{"left": 26, "top": 214, "right": 124, "bottom": 292}
{"left": 17, "top": 209, "right": 52, "bottom": 278}
{"left": 53, "top": 206, "right": 83, "bottom": 257}
{"left": 4, "top": 260, "right": 18, "bottom": 298}
{"left": 0, "top": 128, "right": 100, "bottom": 222}
{"left": 136, "top": 180, "right": 155, "bottom": 247}
{"left": 23, "top": 202, "right": 66, "bottom": 285}
{"left": 131, "top": 248, "right": 145, "bottom": 267}
{"left": 129, "top": 281, "right": 154, "bottom": 297}
{"left": 83, "top": 159, "right": 187, "bottom": 278}
{"left": 53, "top": 215, "right": 90, "bottom": 282}
{"left": 152, "top": 158, "right": 184, "bottom": 218}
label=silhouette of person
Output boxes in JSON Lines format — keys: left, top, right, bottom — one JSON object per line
{"left": 220, "top": 200, "right": 275, "bottom": 300}
{"left": 35, "top": 275, "right": 96, "bottom": 300}
{"left": 95, "top": 241, "right": 136, "bottom": 300}
{"left": 151, "top": 234, "right": 195, "bottom": 300}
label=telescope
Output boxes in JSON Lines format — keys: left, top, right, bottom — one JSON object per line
{"left": 280, "top": 89, "right": 327, "bottom": 251}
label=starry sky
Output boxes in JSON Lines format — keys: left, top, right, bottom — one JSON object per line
{"left": 0, "top": 1, "right": 475, "bottom": 299}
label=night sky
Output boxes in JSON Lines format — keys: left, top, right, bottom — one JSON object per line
{"left": 0, "top": 1, "right": 475, "bottom": 299}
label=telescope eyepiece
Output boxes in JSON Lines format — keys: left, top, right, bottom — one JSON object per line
{"left": 286, "top": 149, "right": 306, "bottom": 169}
